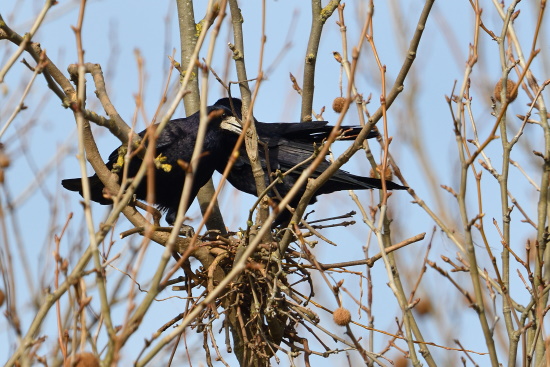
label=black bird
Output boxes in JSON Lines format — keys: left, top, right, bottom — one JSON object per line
{"left": 62, "top": 103, "right": 241, "bottom": 224}
{"left": 213, "top": 98, "right": 407, "bottom": 225}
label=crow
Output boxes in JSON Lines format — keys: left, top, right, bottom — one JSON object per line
{"left": 62, "top": 98, "right": 405, "bottom": 226}
{"left": 62, "top": 103, "right": 241, "bottom": 224}
{"left": 213, "top": 98, "right": 407, "bottom": 225}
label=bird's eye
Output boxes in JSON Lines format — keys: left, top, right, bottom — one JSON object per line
{"left": 221, "top": 112, "right": 227, "bottom": 118}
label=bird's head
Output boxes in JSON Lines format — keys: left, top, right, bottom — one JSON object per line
{"left": 206, "top": 105, "right": 242, "bottom": 136}
{"left": 209, "top": 97, "right": 247, "bottom": 136}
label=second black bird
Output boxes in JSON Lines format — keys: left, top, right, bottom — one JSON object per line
{"left": 213, "top": 98, "right": 407, "bottom": 225}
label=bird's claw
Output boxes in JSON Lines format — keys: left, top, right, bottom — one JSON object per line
{"left": 179, "top": 224, "right": 195, "bottom": 238}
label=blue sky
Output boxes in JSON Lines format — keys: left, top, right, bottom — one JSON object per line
{"left": 1, "top": 0, "right": 548, "bottom": 366}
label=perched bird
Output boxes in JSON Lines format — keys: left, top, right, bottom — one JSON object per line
{"left": 62, "top": 97, "right": 406, "bottom": 227}
{"left": 213, "top": 98, "right": 407, "bottom": 225}
{"left": 62, "top": 103, "right": 241, "bottom": 224}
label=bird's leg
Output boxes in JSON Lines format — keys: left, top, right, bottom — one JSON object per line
{"left": 178, "top": 224, "right": 195, "bottom": 238}
{"left": 148, "top": 211, "right": 201, "bottom": 239}
{"left": 164, "top": 209, "right": 195, "bottom": 238}
{"left": 165, "top": 209, "right": 195, "bottom": 237}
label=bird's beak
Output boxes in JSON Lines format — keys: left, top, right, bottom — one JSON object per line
{"left": 220, "top": 116, "right": 243, "bottom": 135}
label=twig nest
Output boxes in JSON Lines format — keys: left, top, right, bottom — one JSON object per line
{"left": 493, "top": 79, "right": 518, "bottom": 102}
{"left": 333, "top": 307, "right": 351, "bottom": 326}
{"left": 332, "top": 97, "right": 346, "bottom": 113}
{"left": 64, "top": 352, "right": 100, "bottom": 367}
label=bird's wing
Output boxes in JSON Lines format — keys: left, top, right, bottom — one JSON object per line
{"left": 256, "top": 121, "right": 378, "bottom": 144}
{"left": 225, "top": 154, "right": 261, "bottom": 196}
{"left": 268, "top": 140, "right": 317, "bottom": 169}
{"left": 273, "top": 140, "right": 399, "bottom": 191}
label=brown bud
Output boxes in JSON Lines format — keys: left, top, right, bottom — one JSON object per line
{"left": 369, "top": 166, "right": 393, "bottom": 181}
{"left": 415, "top": 298, "right": 433, "bottom": 316}
{"left": 493, "top": 79, "right": 518, "bottom": 102}
{"left": 61, "top": 259, "right": 69, "bottom": 273}
{"left": 0, "top": 289, "right": 5, "bottom": 307}
{"left": 395, "top": 356, "right": 409, "bottom": 367}
{"left": 333, "top": 51, "right": 343, "bottom": 64}
{"left": 211, "top": 2, "right": 221, "bottom": 18}
{"left": 0, "top": 153, "right": 10, "bottom": 168}
{"left": 64, "top": 352, "right": 99, "bottom": 367}
{"left": 332, "top": 97, "right": 345, "bottom": 113}
{"left": 333, "top": 307, "right": 352, "bottom": 326}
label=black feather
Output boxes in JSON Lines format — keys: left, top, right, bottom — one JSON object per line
{"left": 213, "top": 98, "right": 406, "bottom": 226}
{"left": 61, "top": 104, "right": 239, "bottom": 224}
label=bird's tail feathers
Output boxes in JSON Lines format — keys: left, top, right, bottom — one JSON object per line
{"left": 326, "top": 171, "right": 407, "bottom": 191}
{"left": 61, "top": 175, "right": 113, "bottom": 205}
{"left": 337, "top": 126, "right": 379, "bottom": 141}
{"left": 61, "top": 178, "right": 84, "bottom": 192}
